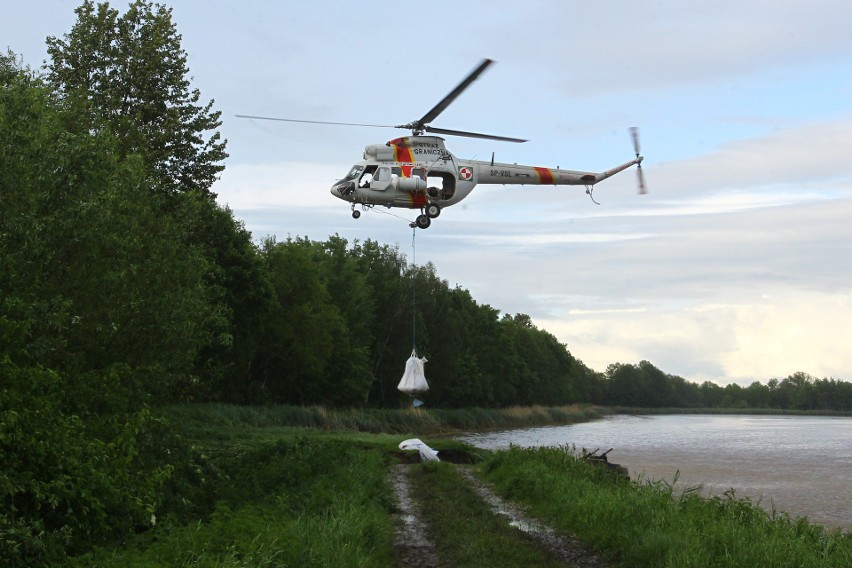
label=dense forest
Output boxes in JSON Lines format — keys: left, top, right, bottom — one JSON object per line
{"left": 1, "top": 1, "right": 851, "bottom": 564}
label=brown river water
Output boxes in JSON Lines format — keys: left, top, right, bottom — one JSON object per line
{"left": 458, "top": 414, "right": 852, "bottom": 531}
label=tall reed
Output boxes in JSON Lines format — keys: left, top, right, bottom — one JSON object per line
{"left": 481, "top": 446, "right": 851, "bottom": 567}
{"left": 161, "top": 402, "right": 603, "bottom": 434}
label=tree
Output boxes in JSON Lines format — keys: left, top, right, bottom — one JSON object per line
{"left": 1, "top": 55, "right": 221, "bottom": 388}
{"left": 186, "top": 202, "right": 275, "bottom": 402}
{"left": 249, "top": 238, "right": 372, "bottom": 406}
{"left": 606, "top": 363, "right": 651, "bottom": 406}
{"left": 425, "top": 286, "right": 497, "bottom": 407}
{"left": 1, "top": 49, "right": 23, "bottom": 85}
{"left": 699, "top": 380, "right": 725, "bottom": 407}
{"left": 0, "top": 53, "right": 201, "bottom": 566}
{"left": 721, "top": 383, "right": 747, "bottom": 408}
{"left": 668, "top": 374, "right": 702, "bottom": 408}
{"left": 510, "top": 313, "right": 535, "bottom": 328}
{"left": 350, "top": 240, "right": 411, "bottom": 406}
{"left": 743, "top": 381, "right": 770, "bottom": 408}
{"left": 316, "top": 236, "right": 376, "bottom": 357}
{"left": 783, "top": 371, "right": 817, "bottom": 410}
{"left": 637, "top": 360, "right": 676, "bottom": 407}
{"left": 43, "top": 0, "right": 271, "bottom": 401}
{"left": 45, "top": 0, "right": 227, "bottom": 196}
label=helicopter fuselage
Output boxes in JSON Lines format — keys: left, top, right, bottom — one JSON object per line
{"left": 330, "top": 135, "right": 642, "bottom": 228}
{"left": 330, "top": 136, "right": 472, "bottom": 210}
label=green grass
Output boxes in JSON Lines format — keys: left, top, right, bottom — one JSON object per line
{"left": 409, "top": 462, "right": 566, "bottom": 567}
{"left": 70, "top": 436, "right": 396, "bottom": 567}
{"left": 67, "top": 405, "right": 850, "bottom": 567}
{"left": 159, "top": 402, "right": 603, "bottom": 438}
{"left": 481, "top": 445, "right": 852, "bottom": 567}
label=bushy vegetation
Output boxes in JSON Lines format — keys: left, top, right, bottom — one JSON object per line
{"left": 69, "top": 410, "right": 852, "bottom": 568}
{"left": 601, "top": 363, "right": 852, "bottom": 411}
{"left": 71, "top": 435, "right": 396, "bottom": 567}
{"left": 161, "top": 402, "right": 602, "bottom": 436}
{"left": 481, "top": 446, "right": 852, "bottom": 567}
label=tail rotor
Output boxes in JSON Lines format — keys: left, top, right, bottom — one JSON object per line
{"left": 630, "top": 127, "right": 647, "bottom": 194}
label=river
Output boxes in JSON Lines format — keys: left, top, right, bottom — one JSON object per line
{"left": 458, "top": 414, "right": 852, "bottom": 531}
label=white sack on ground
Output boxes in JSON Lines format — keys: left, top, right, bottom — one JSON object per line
{"left": 399, "top": 438, "right": 440, "bottom": 462}
{"left": 397, "top": 349, "right": 429, "bottom": 394}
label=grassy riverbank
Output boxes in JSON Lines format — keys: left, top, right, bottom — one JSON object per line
{"left": 482, "top": 446, "right": 850, "bottom": 566}
{"left": 160, "top": 402, "right": 605, "bottom": 435}
{"left": 69, "top": 404, "right": 850, "bottom": 567}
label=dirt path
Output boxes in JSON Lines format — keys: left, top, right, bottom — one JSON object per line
{"left": 388, "top": 463, "right": 612, "bottom": 567}
{"left": 388, "top": 464, "right": 442, "bottom": 567}
{"left": 456, "top": 467, "right": 611, "bottom": 567}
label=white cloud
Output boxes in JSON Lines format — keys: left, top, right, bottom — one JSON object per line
{"left": 538, "top": 289, "right": 852, "bottom": 386}
{"left": 652, "top": 116, "right": 852, "bottom": 195}
{"left": 216, "top": 161, "right": 344, "bottom": 211}
{"left": 496, "top": 2, "right": 852, "bottom": 94}
{"left": 721, "top": 291, "right": 852, "bottom": 382}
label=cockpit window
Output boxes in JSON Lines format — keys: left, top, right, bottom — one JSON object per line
{"left": 342, "top": 165, "right": 363, "bottom": 181}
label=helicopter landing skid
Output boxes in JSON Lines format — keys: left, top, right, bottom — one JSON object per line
{"left": 425, "top": 202, "right": 441, "bottom": 219}
{"left": 413, "top": 214, "right": 431, "bottom": 229}
{"left": 351, "top": 202, "right": 373, "bottom": 219}
{"left": 412, "top": 203, "right": 439, "bottom": 229}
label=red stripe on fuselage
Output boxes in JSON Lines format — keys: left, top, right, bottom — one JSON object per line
{"left": 533, "top": 167, "right": 554, "bottom": 184}
{"left": 408, "top": 191, "right": 428, "bottom": 207}
{"left": 393, "top": 143, "right": 414, "bottom": 163}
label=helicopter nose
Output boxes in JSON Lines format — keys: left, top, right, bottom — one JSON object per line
{"left": 331, "top": 181, "right": 355, "bottom": 200}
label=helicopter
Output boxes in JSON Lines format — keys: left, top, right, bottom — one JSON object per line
{"left": 237, "top": 59, "right": 645, "bottom": 229}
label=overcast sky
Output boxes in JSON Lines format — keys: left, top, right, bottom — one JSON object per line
{"left": 5, "top": 1, "right": 852, "bottom": 386}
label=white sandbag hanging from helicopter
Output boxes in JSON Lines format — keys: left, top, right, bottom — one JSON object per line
{"left": 398, "top": 348, "right": 429, "bottom": 394}
{"left": 398, "top": 226, "right": 429, "bottom": 395}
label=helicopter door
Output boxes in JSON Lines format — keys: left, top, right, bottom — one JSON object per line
{"left": 370, "top": 166, "right": 392, "bottom": 191}
{"left": 357, "top": 165, "right": 377, "bottom": 188}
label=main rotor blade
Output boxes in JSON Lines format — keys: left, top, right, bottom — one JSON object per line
{"left": 414, "top": 59, "right": 494, "bottom": 129}
{"left": 424, "top": 125, "right": 527, "bottom": 143}
{"left": 236, "top": 114, "right": 394, "bottom": 129}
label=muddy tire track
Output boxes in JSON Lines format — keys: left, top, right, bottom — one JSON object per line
{"left": 388, "top": 464, "right": 443, "bottom": 567}
{"left": 457, "top": 466, "right": 612, "bottom": 567}
{"left": 389, "top": 463, "right": 612, "bottom": 567}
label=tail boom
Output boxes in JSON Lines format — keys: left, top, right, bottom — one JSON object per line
{"left": 471, "top": 156, "right": 643, "bottom": 187}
